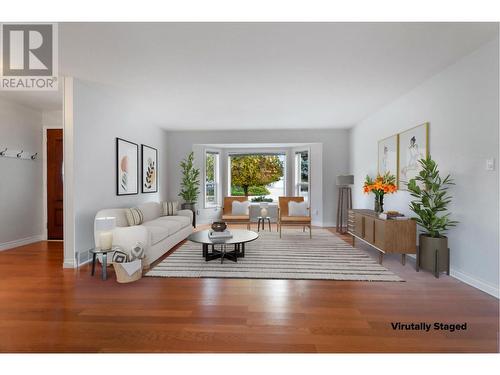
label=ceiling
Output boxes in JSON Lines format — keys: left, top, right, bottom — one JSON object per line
{"left": 3, "top": 23, "right": 498, "bottom": 128}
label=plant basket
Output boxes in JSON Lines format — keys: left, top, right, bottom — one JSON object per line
{"left": 113, "top": 260, "right": 143, "bottom": 283}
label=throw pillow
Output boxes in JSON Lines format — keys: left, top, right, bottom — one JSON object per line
{"left": 232, "top": 200, "right": 250, "bottom": 215}
{"left": 162, "top": 201, "right": 179, "bottom": 216}
{"left": 112, "top": 250, "right": 129, "bottom": 263}
{"left": 130, "top": 242, "right": 146, "bottom": 260}
{"left": 288, "top": 201, "right": 308, "bottom": 217}
{"left": 125, "top": 207, "right": 144, "bottom": 226}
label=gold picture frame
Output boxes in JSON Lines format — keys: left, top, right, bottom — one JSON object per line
{"left": 398, "top": 122, "right": 429, "bottom": 189}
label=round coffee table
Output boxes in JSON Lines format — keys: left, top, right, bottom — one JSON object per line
{"left": 188, "top": 229, "right": 258, "bottom": 263}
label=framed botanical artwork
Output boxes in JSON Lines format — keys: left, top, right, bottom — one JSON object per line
{"left": 141, "top": 144, "right": 158, "bottom": 193}
{"left": 398, "top": 122, "right": 429, "bottom": 188}
{"left": 378, "top": 134, "right": 399, "bottom": 185}
{"left": 116, "top": 138, "right": 139, "bottom": 195}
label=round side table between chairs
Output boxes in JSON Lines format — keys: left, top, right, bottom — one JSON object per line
{"left": 257, "top": 216, "right": 272, "bottom": 231}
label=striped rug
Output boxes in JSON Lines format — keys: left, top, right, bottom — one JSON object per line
{"left": 145, "top": 229, "right": 403, "bottom": 281}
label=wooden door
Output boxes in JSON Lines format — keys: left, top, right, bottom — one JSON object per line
{"left": 47, "top": 129, "right": 64, "bottom": 240}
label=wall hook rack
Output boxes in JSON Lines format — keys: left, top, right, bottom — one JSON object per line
{"left": 0, "top": 147, "right": 38, "bottom": 161}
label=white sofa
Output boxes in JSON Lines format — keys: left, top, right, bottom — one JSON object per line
{"left": 94, "top": 202, "right": 193, "bottom": 267}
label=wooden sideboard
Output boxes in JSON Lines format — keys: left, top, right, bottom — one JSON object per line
{"left": 347, "top": 209, "right": 416, "bottom": 264}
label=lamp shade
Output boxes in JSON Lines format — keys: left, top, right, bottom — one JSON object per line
{"left": 336, "top": 175, "right": 354, "bottom": 186}
{"left": 95, "top": 217, "right": 116, "bottom": 232}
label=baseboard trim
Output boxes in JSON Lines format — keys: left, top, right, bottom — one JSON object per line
{"left": 407, "top": 255, "right": 498, "bottom": 298}
{"left": 0, "top": 235, "right": 44, "bottom": 252}
{"left": 450, "top": 268, "right": 499, "bottom": 299}
{"left": 63, "top": 259, "right": 76, "bottom": 268}
{"left": 320, "top": 222, "right": 336, "bottom": 228}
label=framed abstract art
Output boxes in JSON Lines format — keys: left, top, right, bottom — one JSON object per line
{"left": 398, "top": 122, "right": 429, "bottom": 188}
{"left": 116, "top": 138, "right": 139, "bottom": 195}
{"left": 378, "top": 134, "right": 399, "bottom": 186}
{"left": 141, "top": 144, "right": 158, "bottom": 193}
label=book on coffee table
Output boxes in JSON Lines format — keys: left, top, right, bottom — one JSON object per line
{"left": 208, "top": 230, "right": 233, "bottom": 239}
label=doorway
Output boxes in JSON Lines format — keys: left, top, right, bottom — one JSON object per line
{"left": 46, "top": 128, "right": 64, "bottom": 240}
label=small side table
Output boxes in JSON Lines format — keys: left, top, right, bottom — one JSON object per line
{"left": 90, "top": 247, "right": 116, "bottom": 280}
{"left": 257, "top": 216, "right": 272, "bottom": 231}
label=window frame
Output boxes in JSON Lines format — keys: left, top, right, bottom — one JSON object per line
{"left": 204, "top": 149, "right": 221, "bottom": 208}
{"left": 294, "top": 148, "right": 311, "bottom": 205}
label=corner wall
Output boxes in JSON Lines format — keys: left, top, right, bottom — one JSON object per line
{"left": 0, "top": 97, "right": 44, "bottom": 250}
{"left": 349, "top": 39, "right": 499, "bottom": 297}
{"left": 71, "top": 79, "right": 168, "bottom": 263}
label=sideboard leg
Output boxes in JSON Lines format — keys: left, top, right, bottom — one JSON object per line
{"left": 378, "top": 252, "right": 383, "bottom": 264}
{"left": 401, "top": 254, "right": 406, "bottom": 266}
{"left": 352, "top": 236, "right": 355, "bottom": 247}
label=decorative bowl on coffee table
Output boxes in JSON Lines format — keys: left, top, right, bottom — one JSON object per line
{"left": 211, "top": 221, "right": 227, "bottom": 232}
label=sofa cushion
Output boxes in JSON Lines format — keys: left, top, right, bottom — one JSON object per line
{"left": 125, "top": 207, "right": 144, "bottom": 226}
{"left": 162, "top": 201, "right": 179, "bottom": 216}
{"left": 143, "top": 218, "right": 183, "bottom": 245}
{"left": 137, "top": 202, "right": 162, "bottom": 222}
{"left": 156, "top": 215, "right": 191, "bottom": 228}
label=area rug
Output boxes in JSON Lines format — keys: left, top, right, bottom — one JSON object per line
{"left": 145, "top": 229, "right": 403, "bottom": 281}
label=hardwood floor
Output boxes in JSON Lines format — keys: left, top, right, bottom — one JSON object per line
{"left": 0, "top": 227, "right": 498, "bottom": 353}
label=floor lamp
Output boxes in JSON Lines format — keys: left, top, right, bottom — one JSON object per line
{"left": 336, "top": 175, "right": 354, "bottom": 234}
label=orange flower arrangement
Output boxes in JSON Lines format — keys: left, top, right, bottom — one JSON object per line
{"left": 363, "top": 172, "right": 397, "bottom": 212}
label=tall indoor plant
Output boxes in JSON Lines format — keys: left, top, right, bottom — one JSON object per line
{"left": 363, "top": 172, "right": 397, "bottom": 213}
{"left": 178, "top": 151, "right": 200, "bottom": 212}
{"left": 407, "top": 156, "right": 458, "bottom": 274}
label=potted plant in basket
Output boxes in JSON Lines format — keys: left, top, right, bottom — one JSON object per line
{"left": 178, "top": 151, "right": 200, "bottom": 213}
{"left": 363, "top": 172, "right": 398, "bottom": 213}
{"left": 407, "top": 156, "right": 458, "bottom": 276}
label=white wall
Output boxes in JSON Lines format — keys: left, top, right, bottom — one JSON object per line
{"left": 71, "top": 79, "right": 168, "bottom": 262}
{"left": 0, "top": 97, "right": 44, "bottom": 250}
{"left": 42, "top": 110, "right": 63, "bottom": 128}
{"left": 166, "top": 129, "right": 350, "bottom": 226}
{"left": 350, "top": 39, "right": 499, "bottom": 297}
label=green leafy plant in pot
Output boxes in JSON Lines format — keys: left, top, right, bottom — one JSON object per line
{"left": 407, "top": 156, "right": 458, "bottom": 276}
{"left": 178, "top": 151, "right": 200, "bottom": 213}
